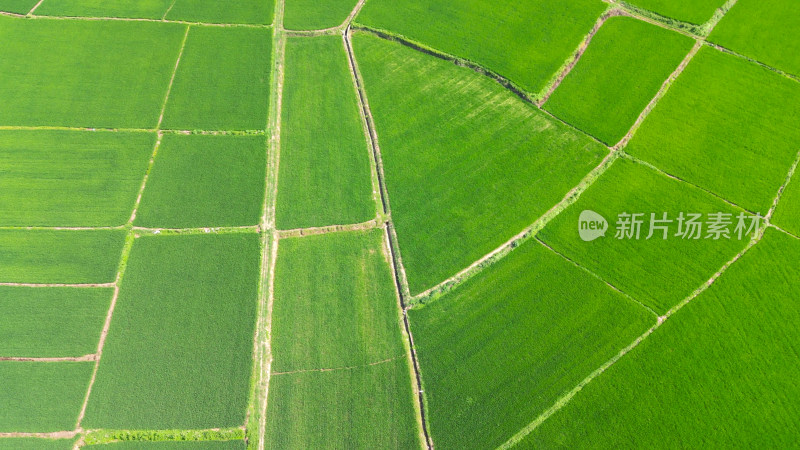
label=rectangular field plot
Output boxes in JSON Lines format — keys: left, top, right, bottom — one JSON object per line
{"left": 284, "top": 0, "right": 357, "bottom": 30}
{"left": 710, "top": 0, "right": 800, "bottom": 78}
{"left": 538, "top": 157, "right": 748, "bottom": 314}
{"left": 162, "top": 26, "right": 271, "bottom": 131}
{"left": 0, "top": 0, "right": 38, "bottom": 14}
{"left": 522, "top": 229, "right": 800, "bottom": 448}
{"left": 408, "top": 239, "right": 653, "bottom": 449}
{"left": 83, "top": 233, "right": 260, "bottom": 429}
{"left": 626, "top": 47, "right": 800, "bottom": 214}
{"left": 265, "top": 358, "right": 420, "bottom": 448}
{"left": 0, "top": 438, "right": 76, "bottom": 449}
{"left": 0, "top": 361, "right": 93, "bottom": 432}
{"left": 0, "top": 287, "right": 111, "bottom": 357}
{"left": 134, "top": 134, "right": 266, "bottom": 228}
{"left": 772, "top": 175, "right": 800, "bottom": 237}
{"left": 624, "top": 0, "right": 725, "bottom": 25}
{"left": 166, "top": 0, "right": 273, "bottom": 25}
{"left": 353, "top": 34, "right": 608, "bottom": 294}
{"left": 272, "top": 230, "right": 404, "bottom": 373}
{"left": 97, "top": 442, "right": 245, "bottom": 449}
{"left": 0, "top": 15, "right": 184, "bottom": 128}
{"left": 35, "top": 0, "right": 173, "bottom": 19}
{"left": 544, "top": 16, "right": 694, "bottom": 145}
{"left": 0, "top": 230, "right": 125, "bottom": 284}
{"left": 0, "top": 131, "right": 154, "bottom": 227}
{"left": 356, "top": 0, "right": 605, "bottom": 94}
{"left": 276, "top": 36, "right": 374, "bottom": 230}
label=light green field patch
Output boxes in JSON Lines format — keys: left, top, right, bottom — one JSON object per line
{"left": 265, "top": 359, "right": 420, "bottom": 449}
{"left": 276, "top": 36, "right": 374, "bottom": 229}
{"left": 0, "top": 131, "right": 154, "bottom": 227}
{"left": 522, "top": 228, "right": 800, "bottom": 448}
{"left": 356, "top": 0, "right": 605, "bottom": 94}
{"left": 409, "top": 239, "right": 653, "bottom": 449}
{"left": 273, "top": 230, "right": 404, "bottom": 372}
{"left": 135, "top": 134, "right": 266, "bottom": 228}
{"left": 166, "top": 0, "right": 273, "bottom": 25}
{"left": 162, "top": 26, "right": 271, "bottom": 131}
{"left": 539, "top": 158, "right": 748, "bottom": 314}
{"left": 544, "top": 16, "right": 694, "bottom": 145}
{"left": 284, "top": 0, "right": 356, "bottom": 30}
{"left": 624, "top": 0, "right": 725, "bottom": 25}
{"left": 353, "top": 34, "right": 608, "bottom": 294}
{"left": 83, "top": 234, "right": 260, "bottom": 429}
{"left": 772, "top": 174, "right": 800, "bottom": 237}
{"left": 710, "top": 0, "right": 800, "bottom": 77}
{"left": 35, "top": 0, "right": 172, "bottom": 19}
{"left": 0, "top": 15, "right": 184, "bottom": 128}
{"left": 0, "top": 361, "right": 93, "bottom": 432}
{"left": 97, "top": 441, "right": 245, "bottom": 449}
{"left": 627, "top": 47, "right": 800, "bottom": 214}
{"left": 0, "top": 287, "right": 112, "bottom": 357}
{"left": 0, "top": 230, "right": 125, "bottom": 284}
{"left": 0, "top": 438, "right": 76, "bottom": 450}
{"left": 0, "top": 0, "right": 38, "bottom": 14}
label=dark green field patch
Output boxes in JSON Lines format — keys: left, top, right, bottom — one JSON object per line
{"left": 162, "top": 26, "right": 271, "bottom": 131}
{"left": 409, "top": 239, "right": 653, "bottom": 449}
{"left": 0, "top": 0, "right": 38, "bottom": 14}
{"left": 166, "top": 0, "right": 273, "bottom": 25}
{"left": 0, "top": 361, "right": 93, "bottom": 432}
{"left": 276, "top": 36, "right": 374, "bottom": 229}
{"left": 624, "top": 0, "right": 724, "bottom": 25}
{"left": 0, "top": 287, "right": 111, "bottom": 357}
{"left": 539, "top": 157, "right": 748, "bottom": 314}
{"left": 522, "top": 228, "right": 800, "bottom": 447}
{"left": 35, "top": 0, "right": 172, "bottom": 19}
{"left": 626, "top": 47, "right": 800, "bottom": 214}
{"left": 353, "top": 34, "right": 608, "bottom": 294}
{"left": 544, "top": 16, "right": 694, "bottom": 145}
{"left": 273, "top": 230, "right": 404, "bottom": 373}
{"left": 135, "top": 134, "right": 266, "bottom": 228}
{"left": 0, "top": 230, "right": 125, "bottom": 284}
{"left": 0, "top": 131, "right": 154, "bottom": 227}
{"left": 0, "top": 15, "right": 184, "bottom": 128}
{"left": 83, "top": 233, "right": 260, "bottom": 429}
{"left": 710, "top": 0, "right": 800, "bottom": 78}
{"left": 0, "top": 438, "right": 76, "bottom": 450}
{"left": 265, "top": 359, "right": 420, "bottom": 449}
{"left": 284, "top": 0, "right": 356, "bottom": 30}
{"left": 356, "top": 0, "right": 605, "bottom": 94}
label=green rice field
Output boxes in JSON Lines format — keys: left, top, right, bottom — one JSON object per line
{"left": 284, "top": 0, "right": 356, "bottom": 30}
{"left": 623, "top": 0, "right": 725, "bottom": 25}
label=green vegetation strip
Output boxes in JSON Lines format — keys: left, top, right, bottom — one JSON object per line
{"left": 622, "top": 0, "right": 725, "bottom": 27}
{"left": 84, "top": 428, "right": 245, "bottom": 447}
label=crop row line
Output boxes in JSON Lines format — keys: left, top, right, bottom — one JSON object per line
{"left": 0, "top": 282, "right": 114, "bottom": 288}
{"left": 0, "top": 354, "right": 96, "bottom": 362}
{"left": 271, "top": 354, "right": 404, "bottom": 376}
{"left": 0, "top": 9, "right": 271, "bottom": 29}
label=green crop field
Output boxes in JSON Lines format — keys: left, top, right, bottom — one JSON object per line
{"left": 772, "top": 176, "right": 800, "bottom": 237}
{"left": 276, "top": 36, "right": 374, "bottom": 229}
{"left": 626, "top": 47, "right": 800, "bottom": 214}
{"left": 409, "top": 239, "right": 653, "bottom": 448}
{"left": 0, "top": 287, "right": 111, "bottom": 357}
{"left": 0, "top": 361, "right": 93, "bottom": 432}
{"left": 166, "top": 0, "right": 274, "bottom": 25}
{"left": 0, "top": 438, "right": 76, "bottom": 450}
{"left": 356, "top": 0, "right": 606, "bottom": 94}
{"left": 354, "top": 33, "right": 607, "bottom": 294}
{"left": 521, "top": 229, "right": 800, "bottom": 447}
{"left": 623, "top": 0, "right": 724, "bottom": 25}
{"left": 265, "top": 358, "right": 420, "bottom": 449}
{"left": 710, "top": 0, "right": 800, "bottom": 78}
{"left": 134, "top": 134, "right": 266, "bottom": 228}
{"left": 284, "top": 0, "right": 356, "bottom": 30}
{"left": 544, "top": 16, "right": 693, "bottom": 145}
{"left": 97, "top": 442, "right": 246, "bottom": 449}
{"left": 83, "top": 234, "right": 260, "bottom": 429}
{"left": 35, "top": 0, "right": 172, "bottom": 19}
{"left": 161, "top": 26, "right": 271, "bottom": 131}
{"left": 0, "top": 130, "right": 154, "bottom": 226}
{"left": 0, "top": 0, "right": 37, "bottom": 14}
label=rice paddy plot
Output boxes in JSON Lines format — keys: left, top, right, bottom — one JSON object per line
{"left": 134, "top": 134, "right": 266, "bottom": 228}
{"left": 0, "top": 361, "right": 93, "bottom": 432}
{"left": 0, "top": 15, "right": 184, "bottom": 128}
{"left": 162, "top": 26, "right": 271, "bottom": 131}
{"left": 0, "top": 287, "right": 112, "bottom": 357}
{"left": 0, "top": 0, "right": 38, "bottom": 14}
{"left": 710, "top": 0, "right": 800, "bottom": 78}
{"left": 521, "top": 228, "right": 800, "bottom": 448}
{"left": 353, "top": 34, "right": 608, "bottom": 294}
{"left": 276, "top": 36, "right": 374, "bottom": 230}
{"left": 772, "top": 175, "right": 800, "bottom": 237}
{"left": 272, "top": 230, "right": 404, "bottom": 372}
{"left": 538, "top": 157, "right": 747, "bottom": 314}
{"left": 623, "top": 0, "right": 725, "bottom": 25}
{"left": 0, "top": 438, "right": 76, "bottom": 450}
{"left": 0, "top": 230, "right": 126, "bottom": 284}
{"left": 544, "top": 16, "right": 694, "bottom": 145}
{"left": 35, "top": 0, "right": 172, "bottom": 19}
{"left": 284, "top": 0, "right": 356, "bottom": 30}
{"left": 0, "top": 131, "right": 155, "bottom": 227}
{"left": 166, "top": 0, "right": 274, "bottom": 25}
{"left": 409, "top": 239, "right": 653, "bottom": 449}
{"left": 355, "top": 0, "right": 606, "bottom": 94}
{"left": 626, "top": 47, "right": 800, "bottom": 214}
{"left": 83, "top": 233, "right": 260, "bottom": 429}
{"left": 265, "top": 358, "right": 420, "bottom": 449}
{"left": 96, "top": 441, "right": 246, "bottom": 449}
